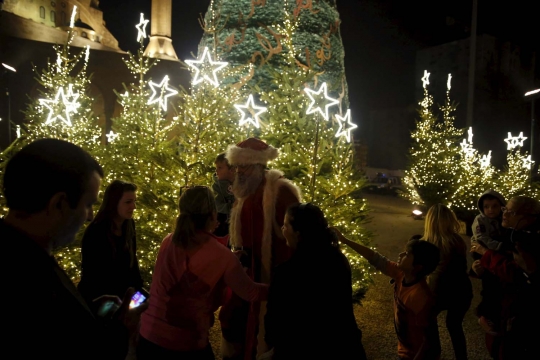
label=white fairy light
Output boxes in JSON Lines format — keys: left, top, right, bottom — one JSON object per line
{"left": 467, "top": 127, "right": 473, "bottom": 143}
{"left": 234, "top": 94, "right": 267, "bottom": 129}
{"left": 447, "top": 73, "right": 452, "bottom": 90}
{"left": 185, "top": 47, "right": 228, "bottom": 87}
{"left": 304, "top": 82, "right": 339, "bottom": 121}
{"left": 16, "top": 125, "right": 21, "bottom": 138}
{"left": 147, "top": 75, "right": 178, "bottom": 111}
{"left": 421, "top": 70, "right": 430, "bottom": 89}
{"left": 334, "top": 109, "right": 357, "bottom": 143}
{"left": 85, "top": 45, "right": 90, "bottom": 62}
{"left": 135, "top": 13, "right": 149, "bottom": 42}
{"left": 70, "top": 5, "right": 77, "bottom": 28}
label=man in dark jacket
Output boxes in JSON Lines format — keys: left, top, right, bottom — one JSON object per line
{"left": 1, "top": 138, "right": 146, "bottom": 359}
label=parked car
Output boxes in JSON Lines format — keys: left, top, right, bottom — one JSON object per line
{"left": 365, "top": 174, "right": 403, "bottom": 195}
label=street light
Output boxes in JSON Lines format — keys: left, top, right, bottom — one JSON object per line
{"left": 525, "top": 88, "right": 540, "bottom": 178}
{"left": 2, "top": 63, "right": 17, "bottom": 145}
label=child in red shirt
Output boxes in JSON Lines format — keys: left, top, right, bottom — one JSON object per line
{"left": 333, "top": 230, "right": 441, "bottom": 360}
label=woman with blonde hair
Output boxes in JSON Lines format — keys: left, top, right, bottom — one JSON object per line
{"left": 137, "top": 186, "right": 268, "bottom": 360}
{"left": 423, "top": 203, "right": 473, "bottom": 360}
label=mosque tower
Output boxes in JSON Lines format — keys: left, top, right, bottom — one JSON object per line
{"left": 143, "top": 0, "right": 178, "bottom": 61}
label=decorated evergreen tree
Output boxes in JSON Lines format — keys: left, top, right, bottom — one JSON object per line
{"left": 0, "top": 20, "right": 103, "bottom": 279}
{"left": 495, "top": 132, "right": 540, "bottom": 200}
{"left": 403, "top": 71, "right": 463, "bottom": 208}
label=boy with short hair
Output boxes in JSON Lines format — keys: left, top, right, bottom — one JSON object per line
{"left": 333, "top": 230, "right": 441, "bottom": 360}
{"left": 212, "top": 153, "right": 236, "bottom": 237}
{"left": 471, "top": 189, "right": 506, "bottom": 250}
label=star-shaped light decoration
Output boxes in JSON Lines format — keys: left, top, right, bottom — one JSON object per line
{"left": 480, "top": 151, "right": 492, "bottom": 168}
{"left": 447, "top": 73, "right": 452, "bottom": 90}
{"left": 334, "top": 109, "right": 357, "bottom": 143}
{"left": 304, "top": 82, "right": 340, "bottom": 121}
{"left": 504, "top": 132, "right": 528, "bottom": 150}
{"left": 234, "top": 94, "right": 267, "bottom": 129}
{"left": 16, "top": 125, "right": 21, "bottom": 139}
{"left": 421, "top": 70, "right": 430, "bottom": 88}
{"left": 522, "top": 155, "right": 534, "bottom": 170}
{"left": 467, "top": 127, "right": 473, "bottom": 143}
{"left": 70, "top": 5, "right": 77, "bottom": 28}
{"left": 106, "top": 130, "right": 119, "bottom": 143}
{"left": 39, "top": 85, "right": 80, "bottom": 126}
{"left": 147, "top": 75, "right": 178, "bottom": 111}
{"left": 135, "top": 13, "right": 149, "bottom": 42}
{"left": 185, "top": 47, "right": 228, "bottom": 87}
{"left": 460, "top": 139, "right": 475, "bottom": 159}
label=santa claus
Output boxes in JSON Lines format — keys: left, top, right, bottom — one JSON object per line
{"left": 220, "top": 137, "right": 301, "bottom": 360}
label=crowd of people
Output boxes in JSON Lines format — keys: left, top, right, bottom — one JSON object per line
{"left": 2, "top": 137, "right": 539, "bottom": 360}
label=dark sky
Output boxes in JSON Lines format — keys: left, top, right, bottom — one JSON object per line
{"left": 98, "top": 0, "right": 539, "bottom": 166}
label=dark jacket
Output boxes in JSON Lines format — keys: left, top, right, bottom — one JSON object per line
{"left": 1, "top": 219, "right": 129, "bottom": 359}
{"left": 264, "top": 244, "right": 366, "bottom": 360}
{"left": 78, "top": 219, "right": 143, "bottom": 305}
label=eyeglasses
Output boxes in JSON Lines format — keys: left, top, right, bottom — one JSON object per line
{"left": 501, "top": 207, "right": 518, "bottom": 217}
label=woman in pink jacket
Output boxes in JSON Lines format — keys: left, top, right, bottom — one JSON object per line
{"left": 138, "top": 186, "right": 268, "bottom": 360}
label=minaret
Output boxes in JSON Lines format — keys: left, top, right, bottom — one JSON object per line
{"left": 143, "top": 0, "right": 178, "bottom": 61}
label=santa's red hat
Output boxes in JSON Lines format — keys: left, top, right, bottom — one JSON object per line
{"left": 226, "top": 138, "right": 278, "bottom": 165}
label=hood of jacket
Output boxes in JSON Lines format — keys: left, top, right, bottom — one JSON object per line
{"left": 477, "top": 189, "right": 506, "bottom": 214}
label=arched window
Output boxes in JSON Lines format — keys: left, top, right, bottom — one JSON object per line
{"left": 50, "top": 11, "right": 56, "bottom": 22}
{"left": 40, "top": 6, "right": 45, "bottom": 19}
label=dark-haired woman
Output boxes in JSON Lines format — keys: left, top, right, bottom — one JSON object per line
{"left": 78, "top": 180, "right": 143, "bottom": 306}
{"left": 137, "top": 186, "right": 268, "bottom": 360}
{"left": 264, "top": 202, "right": 367, "bottom": 360}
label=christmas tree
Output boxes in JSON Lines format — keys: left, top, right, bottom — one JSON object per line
{"left": 495, "top": 132, "right": 540, "bottom": 200}
{"left": 0, "top": 18, "right": 103, "bottom": 279}
{"left": 204, "top": 5, "right": 374, "bottom": 298}
{"left": 403, "top": 72, "right": 463, "bottom": 208}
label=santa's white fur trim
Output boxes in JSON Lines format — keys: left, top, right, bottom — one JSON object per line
{"left": 226, "top": 144, "right": 278, "bottom": 165}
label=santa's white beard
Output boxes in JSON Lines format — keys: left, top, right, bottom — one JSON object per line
{"left": 232, "top": 170, "right": 263, "bottom": 198}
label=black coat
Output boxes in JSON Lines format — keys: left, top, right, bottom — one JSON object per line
{"left": 78, "top": 219, "right": 143, "bottom": 306}
{"left": 1, "top": 219, "right": 129, "bottom": 359}
{"left": 264, "top": 244, "right": 367, "bottom": 360}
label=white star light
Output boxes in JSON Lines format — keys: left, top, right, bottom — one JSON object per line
{"left": 234, "top": 95, "right": 267, "bottom": 129}
{"left": 467, "top": 127, "right": 473, "bottom": 143}
{"left": 135, "top": 13, "right": 149, "bottom": 42}
{"left": 460, "top": 139, "right": 475, "bottom": 159}
{"left": 70, "top": 5, "right": 77, "bottom": 28}
{"left": 185, "top": 47, "right": 228, "bottom": 87}
{"left": 39, "top": 85, "right": 80, "bottom": 126}
{"left": 16, "top": 125, "right": 21, "bottom": 139}
{"left": 480, "top": 151, "right": 492, "bottom": 168}
{"left": 147, "top": 75, "right": 178, "bottom": 111}
{"left": 85, "top": 45, "right": 90, "bottom": 62}
{"left": 504, "top": 132, "right": 528, "bottom": 150}
{"left": 106, "top": 130, "right": 119, "bottom": 143}
{"left": 421, "top": 70, "right": 430, "bottom": 88}
{"left": 522, "top": 155, "right": 534, "bottom": 169}
{"left": 335, "top": 109, "right": 357, "bottom": 143}
{"left": 447, "top": 73, "right": 452, "bottom": 90}
{"left": 304, "top": 82, "right": 340, "bottom": 121}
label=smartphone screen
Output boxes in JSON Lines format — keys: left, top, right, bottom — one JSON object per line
{"left": 129, "top": 291, "right": 147, "bottom": 309}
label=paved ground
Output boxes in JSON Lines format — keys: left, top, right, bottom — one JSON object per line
{"left": 209, "top": 193, "right": 492, "bottom": 359}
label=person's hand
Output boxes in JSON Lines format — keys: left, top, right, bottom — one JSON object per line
{"left": 470, "top": 242, "right": 488, "bottom": 256}
{"left": 472, "top": 260, "right": 485, "bottom": 277}
{"left": 93, "top": 294, "right": 122, "bottom": 309}
{"left": 115, "top": 287, "right": 148, "bottom": 335}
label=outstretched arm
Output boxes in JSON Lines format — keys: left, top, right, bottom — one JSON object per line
{"left": 331, "top": 227, "right": 376, "bottom": 262}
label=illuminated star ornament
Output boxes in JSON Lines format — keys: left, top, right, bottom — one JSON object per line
{"left": 447, "top": 73, "right": 452, "bottom": 90}
{"left": 335, "top": 109, "right": 357, "bottom": 143}
{"left": 304, "top": 82, "right": 339, "bottom": 121}
{"left": 467, "top": 127, "right": 474, "bottom": 143}
{"left": 185, "top": 47, "right": 228, "bottom": 87}
{"left": 480, "top": 151, "right": 492, "bottom": 168}
{"left": 135, "top": 13, "right": 149, "bottom": 42}
{"left": 522, "top": 155, "right": 534, "bottom": 170}
{"left": 421, "top": 70, "right": 430, "bottom": 88}
{"left": 148, "top": 75, "right": 178, "bottom": 111}
{"left": 16, "top": 125, "right": 21, "bottom": 139}
{"left": 504, "top": 132, "right": 527, "bottom": 150}
{"left": 39, "top": 84, "right": 80, "bottom": 126}
{"left": 106, "top": 130, "right": 119, "bottom": 143}
{"left": 70, "top": 5, "right": 77, "bottom": 28}
{"left": 460, "top": 139, "right": 475, "bottom": 159}
{"left": 234, "top": 95, "right": 266, "bottom": 129}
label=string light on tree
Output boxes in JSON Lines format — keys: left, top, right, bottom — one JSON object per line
{"left": 304, "top": 82, "right": 339, "bottom": 121}
{"left": 480, "top": 151, "right": 492, "bottom": 168}
{"left": 147, "top": 75, "right": 178, "bottom": 111}
{"left": 185, "top": 47, "right": 228, "bottom": 87}
{"left": 39, "top": 84, "right": 80, "bottom": 126}
{"left": 135, "top": 13, "right": 149, "bottom": 42}
{"left": 334, "top": 109, "right": 357, "bottom": 142}
{"left": 234, "top": 94, "right": 267, "bottom": 129}
{"left": 504, "top": 132, "right": 528, "bottom": 150}
{"left": 421, "top": 70, "right": 430, "bottom": 89}
{"left": 522, "top": 155, "right": 534, "bottom": 169}
{"left": 106, "top": 130, "right": 119, "bottom": 143}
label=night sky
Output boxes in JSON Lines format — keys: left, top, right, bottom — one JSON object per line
{"left": 98, "top": 0, "right": 539, "bottom": 168}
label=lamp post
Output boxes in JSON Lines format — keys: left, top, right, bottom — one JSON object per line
{"left": 2, "top": 63, "right": 17, "bottom": 145}
{"left": 525, "top": 88, "right": 540, "bottom": 178}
